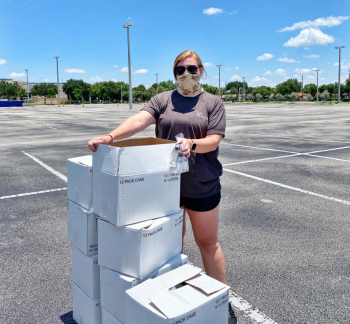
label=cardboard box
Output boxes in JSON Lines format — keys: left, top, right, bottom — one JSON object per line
{"left": 93, "top": 137, "right": 181, "bottom": 226}
{"left": 102, "top": 309, "right": 123, "bottom": 324}
{"left": 100, "top": 253, "right": 188, "bottom": 323}
{"left": 71, "top": 245, "right": 100, "bottom": 300}
{"left": 124, "top": 264, "right": 230, "bottom": 324}
{"left": 68, "top": 201, "right": 98, "bottom": 256}
{"left": 67, "top": 155, "right": 93, "bottom": 210}
{"left": 72, "top": 281, "right": 102, "bottom": 324}
{"left": 98, "top": 210, "right": 183, "bottom": 278}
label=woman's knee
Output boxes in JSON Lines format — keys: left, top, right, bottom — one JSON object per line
{"left": 197, "top": 240, "right": 221, "bottom": 254}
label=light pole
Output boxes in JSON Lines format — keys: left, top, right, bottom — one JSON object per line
{"left": 242, "top": 77, "right": 246, "bottom": 102}
{"left": 239, "top": 87, "right": 242, "bottom": 103}
{"left": 314, "top": 69, "right": 320, "bottom": 101}
{"left": 123, "top": 22, "right": 133, "bottom": 110}
{"left": 25, "top": 69, "right": 29, "bottom": 105}
{"left": 155, "top": 74, "right": 159, "bottom": 95}
{"left": 54, "top": 56, "right": 60, "bottom": 107}
{"left": 119, "top": 79, "right": 123, "bottom": 103}
{"left": 216, "top": 65, "right": 222, "bottom": 98}
{"left": 335, "top": 46, "right": 346, "bottom": 104}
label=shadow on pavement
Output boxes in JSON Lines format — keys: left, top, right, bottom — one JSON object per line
{"left": 60, "top": 311, "right": 76, "bottom": 324}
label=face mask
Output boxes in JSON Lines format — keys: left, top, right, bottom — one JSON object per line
{"left": 176, "top": 71, "right": 203, "bottom": 97}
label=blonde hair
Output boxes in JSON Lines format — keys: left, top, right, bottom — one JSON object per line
{"left": 173, "top": 50, "right": 206, "bottom": 79}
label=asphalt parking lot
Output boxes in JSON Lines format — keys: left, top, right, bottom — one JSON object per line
{"left": 1, "top": 102, "right": 350, "bottom": 324}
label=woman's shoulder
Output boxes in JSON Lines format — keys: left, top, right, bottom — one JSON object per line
{"left": 202, "top": 91, "right": 221, "bottom": 102}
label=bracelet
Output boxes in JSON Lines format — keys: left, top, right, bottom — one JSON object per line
{"left": 105, "top": 134, "right": 114, "bottom": 142}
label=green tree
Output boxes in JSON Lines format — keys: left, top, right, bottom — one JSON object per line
{"left": 275, "top": 93, "right": 284, "bottom": 101}
{"left": 304, "top": 83, "right": 318, "bottom": 97}
{"left": 1, "top": 81, "right": 21, "bottom": 100}
{"left": 255, "top": 93, "right": 262, "bottom": 102}
{"left": 63, "top": 79, "right": 91, "bottom": 101}
{"left": 98, "top": 86, "right": 109, "bottom": 103}
{"left": 290, "top": 92, "right": 297, "bottom": 102}
{"left": 17, "top": 87, "right": 26, "bottom": 98}
{"left": 320, "top": 90, "right": 330, "bottom": 102}
{"left": 308, "top": 94, "right": 313, "bottom": 101}
{"left": 275, "top": 79, "right": 301, "bottom": 95}
{"left": 31, "top": 83, "right": 57, "bottom": 104}
{"left": 46, "top": 88, "right": 56, "bottom": 105}
{"left": 247, "top": 93, "right": 254, "bottom": 101}
{"left": 201, "top": 84, "right": 218, "bottom": 95}
{"left": 73, "top": 88, "right": 83, "bottom": 103}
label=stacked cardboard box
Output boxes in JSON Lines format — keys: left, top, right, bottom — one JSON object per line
{"left": 67, "top": 138, "right": 230, "bottom": 324}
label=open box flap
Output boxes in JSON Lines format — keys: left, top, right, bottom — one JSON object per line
{"left": 68, "top": 155, "right": 92, "bottom": 167}
{"left": 150, "top": 290, "right": 194, "bottom": 319}
{"left": 110, "top": 137, "right": 174, "bottom": 148}
{"left": 127, "top": 220, "right": 154, "bottom": 230}
{"left": 153, "top": 264, "right": 202, "bottom": 290}
{"left": 185, "top": 274, "right": 228, "bottom": 295}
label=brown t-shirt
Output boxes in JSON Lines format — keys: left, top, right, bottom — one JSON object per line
{"left": 142, "top": 90, "right": 226, "bottom": 198}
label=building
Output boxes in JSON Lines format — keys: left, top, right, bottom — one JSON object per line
{"left": 21, "top": 82, "right": 67, "bottom": 104}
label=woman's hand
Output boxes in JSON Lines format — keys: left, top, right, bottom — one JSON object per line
{"left": 87, "top": 135, "right": 113, "bottom": 152}
{"left": 178, "top": 138, "right": 192, "bottom": 158}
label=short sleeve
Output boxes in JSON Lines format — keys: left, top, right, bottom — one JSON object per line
{"left": 207, "top": 97, "right": 226, "bottom": 138}
{"left": 141, "top": 95, "right": 162, "bottom": 121}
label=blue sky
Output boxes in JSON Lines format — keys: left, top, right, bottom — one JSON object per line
{"left": 1, "top": 0, "right": 349, "bottom": 88}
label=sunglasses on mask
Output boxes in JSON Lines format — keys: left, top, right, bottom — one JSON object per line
{"left": 175, "top": 65, "right": 199, "bottom": 76}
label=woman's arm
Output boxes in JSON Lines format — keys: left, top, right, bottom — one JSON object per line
{"left": 178, "top": 134, "right": 223, "bottom": 157}
{"left": 87, "top": 110, "right": 156, "bottom": 152}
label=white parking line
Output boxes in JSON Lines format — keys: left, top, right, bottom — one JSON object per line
{"left": 223, "top": 168, "right": 350, "bottom": 206}
{"left": 0, "top": 188, "right": 67, "bottom": 200}
{"left": 22, "top": 151, "right": 67, "bottom": 182}
{"left": 304, "top": 154, "right": 350, "bottom": 163}
{"left": 221, "top": 142, "right": 295, "bottom": 154}
{"left": 308, "top": 146, "right": 350, "bottom": 154}
{"left": 223, "top": 154, "right": 301, "bottom": 166}
{"left": 238, "top": 133, "right": 350, "bottom": 144}
{"left": 230, "top": 291, "right": 278, "bottom": 324}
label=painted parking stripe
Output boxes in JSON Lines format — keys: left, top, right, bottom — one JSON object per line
{"left": 308, "top": 146, "right": 350, "bottom": 154}
{"left": 229, "top": 291, "right": 278, "bottom": 324}
{"left": 223, "top": 154, "right": 301, "bottom": 166}
{"left": 22, "top": 151, "right": 67, "bottom": 182}
{"left": 237, "top": 133, "right": 350, "bottom": 144}
{"left": 221, "top": 142, "right": 295, "bottom": 154}
{"left": 223, "top": 168, "right": 350, "bottom": 206}
{"left": 0, "top": 188, "right": 67, "bottom": 200}
{"left": 304, "top": 154, "right": 350, "bottom": 163}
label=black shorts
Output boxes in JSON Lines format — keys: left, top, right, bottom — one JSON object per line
{"left": 180, "top": 191, "right": 221, "bottom": 212}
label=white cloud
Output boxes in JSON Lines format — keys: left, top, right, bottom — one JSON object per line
{"left": 203, "top": 8, "right": 223, "bottom": 15}
{"left": 0, "top": 58, "right": 7, "bottom": 65}
{"left": 65, "top": 69, "right": 86, "bottom": 73}
{"left": 257, "top": 53, "right": 274, "bottom": 61}
{"left": 304, "top": 47, "right": 309, "bottom": 50}
{"left": 341, "top": 62, "right": 350, "bottom": 69}
{"left": 121, "top": 67, "right": 129, "bottom": 73}
{"left": 44, "top": 79, "right": 50, "bottom": 82}
{"left": 203, "top": 62, "right": 213, "bottom": 67}
{"left": 111, "top": 78, "right": 117, "bottom": 82}
{"left": 334, "top": 62, "right": 339, "bottom": 66}
{"left": 40, "top": 74, "right": 45, "bottom": 76}
{"left": 278, "top": 57, "right": 300, "bottom": 63}
{"left": 113, "top": 65, "right": 119, "bottom": 68}
{"left": 234, "top": 66, "right": 239, "bottom": 70}
{"left": 225, "top": 67, "right": 231, "bottom": 70}
{"left": 214, "top": 76, "right": 219, "bottom": 79}
{"left": 264, "top": 70, "right": 273, "bottom": 75}
{"left": 128, "top": 17, "right": 132, "bottom": 20}
{"left": 228, "top": 11, "right": 237, "bottom": 15}
{"left": 251, "top": 76, "right": 268, "bottom": 82}
{"left": 134, "top": 69, "right": 148, "bottom": 74}
{"left": 275, "top": 68, "right": 286, "bottom": 75}
{"left": 230, "top": 74, "right": 241, "bottom": 80}
{"left": 303, "top": 54, "right": 320, "bottom": 58}
{"left": 279, "top": 16, "right": 349, "bottom": 32}
{"left": 294, "top": 68, "right": 312, "bottom": 73}
{"left": 89, "top": 76, "right": 103, "bottom": 82}
{"left": 306, "top": 75, "right": 316, "bottom": 80}
{"left": 9, "top": 72, "right": 26, "bottom": 78}
{"left": 284, "top": 28, "right": 334, "bottom": 47}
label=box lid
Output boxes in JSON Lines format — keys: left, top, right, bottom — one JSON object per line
{"left": 68, "top": 155, "right": 92, "bottom": 167}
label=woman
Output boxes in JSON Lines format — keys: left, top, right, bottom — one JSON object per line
{"left": 88, "top": 49, "right": 227, "bottom": 284}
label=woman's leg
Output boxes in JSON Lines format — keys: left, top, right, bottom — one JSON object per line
{"left": 186, "top": 204, "right": 226, "bottom": 284}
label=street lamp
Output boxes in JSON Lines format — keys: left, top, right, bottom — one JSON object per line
{"left": 314, "top": 69, "right": 320, "bottom": 101}
{"left": 123, "top": 22, "right": 133, "bottom": 110}
{"left": 119, "top": 79, "right": 123, "bottom": 103}
{"left": 216, "top": 65, "right": 222, "bottom": 98}
{"left": 25, "top": 69, "right": 29, "bottom": 105}
{"left": 54, "top": 56, "right": 60, "bottom": 107}
{"left": 155, "top": 74, "right": 159, "bottom": 95}
{"left": 335, "top": 45, "right": 346, "bottom": 104}
{"left": 242, "top": 77, "right": 246, "bottom": 102}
